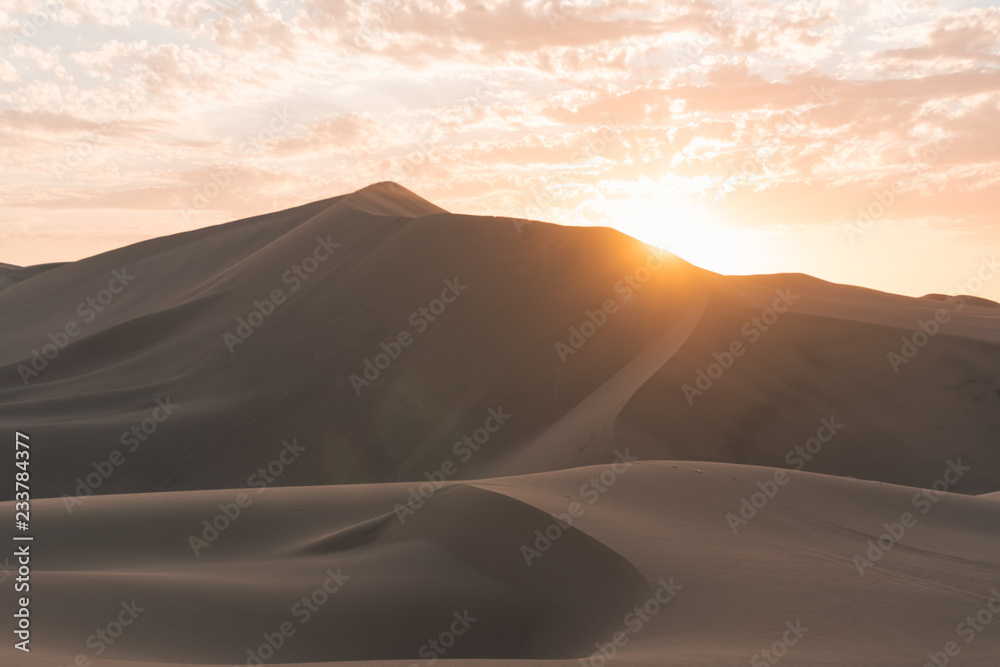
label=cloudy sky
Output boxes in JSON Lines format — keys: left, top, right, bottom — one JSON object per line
{"left": 2, "top": 0, "right": 999, "bottom": 300}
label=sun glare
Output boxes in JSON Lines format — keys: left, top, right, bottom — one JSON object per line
{"left": 600, "top": 184, "right": 775, "bottom": 276}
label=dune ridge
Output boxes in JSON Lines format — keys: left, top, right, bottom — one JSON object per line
{"left": 2, "top": 183, "right": 998, "bottom": 500}
{"left": 2, "top": 183, "right": 999, "bottom": 666}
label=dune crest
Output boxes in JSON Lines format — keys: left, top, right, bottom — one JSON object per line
{"left": 2, "top": 184, "right": 998, "bottom": 500}
{"left": 2, "top": 184, "right": 999, "bottom": 666}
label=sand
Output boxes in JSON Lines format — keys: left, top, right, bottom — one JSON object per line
{"left": 2, "top": 182, "right": 999, "bottom": 666}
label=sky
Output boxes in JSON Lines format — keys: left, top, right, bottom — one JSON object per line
{"left": 1, "top": 0, "right": 999, "bottom": 301}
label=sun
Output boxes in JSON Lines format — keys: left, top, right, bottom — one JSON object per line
{"left": 598, "top": 181, "right": 775, "bottom": 276}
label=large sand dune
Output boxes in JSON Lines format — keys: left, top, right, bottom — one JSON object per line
{"left": 1, "top": 183, "right": 998, "bottom": 665}
{"left": 2, "top": 183, "right": 998, "bottom": 499}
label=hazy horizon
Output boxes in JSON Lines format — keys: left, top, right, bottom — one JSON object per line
{"left": 3, "top": 181, "right": 999, "bottom": 305}
{"left": 2, "top": 1, "right": 999, "bottom": 300}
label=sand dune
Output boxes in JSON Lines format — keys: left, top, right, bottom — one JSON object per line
{"left": 924, "top": 293, "right": 1000, "bottom": 309}
{"left": 0, "top": 261, "right": 65, "bottom": 292}
{"left": 2, "top": 183, "right": 998, "bottom": 665}
{"left": 5, "top": 463, "right": 1000, "bottom": 666}
{"left": 2, "top": 183, "right": 998, "bottom": 501}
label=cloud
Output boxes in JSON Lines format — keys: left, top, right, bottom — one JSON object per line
{"left": 882, "top": 7, "right": 1000, "bottom": 64}
{"left": 0, "top": 0, "right": 998, "bottom": 300}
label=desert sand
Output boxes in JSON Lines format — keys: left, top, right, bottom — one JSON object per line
{"left": 2, "top": 182, "right": 999, "bottom": 666}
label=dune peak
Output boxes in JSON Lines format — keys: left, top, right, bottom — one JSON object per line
{"left": 340, "top": 181, "right": 448, "bottom": 218}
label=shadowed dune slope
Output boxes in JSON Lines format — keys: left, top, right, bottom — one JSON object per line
{"left": 1, "top": 182, "right": 999, "bottom": 501}
{"left": 923, "top": 293, "right": 1000, "bottom": 309}
{"left": 0, "top": 262, "right": 66, "bottom": 292}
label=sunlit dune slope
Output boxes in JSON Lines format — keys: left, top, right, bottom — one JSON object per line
{"left": 1, "top": 182, "right": 998, "bottom": 500}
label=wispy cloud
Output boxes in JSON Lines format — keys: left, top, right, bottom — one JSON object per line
{"left": 0, "top": 0, "right": 998, "bottom": 299}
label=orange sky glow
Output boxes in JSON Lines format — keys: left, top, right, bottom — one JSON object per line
{"left": 1, "top": 1, "right": 999, "bottom": 301}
